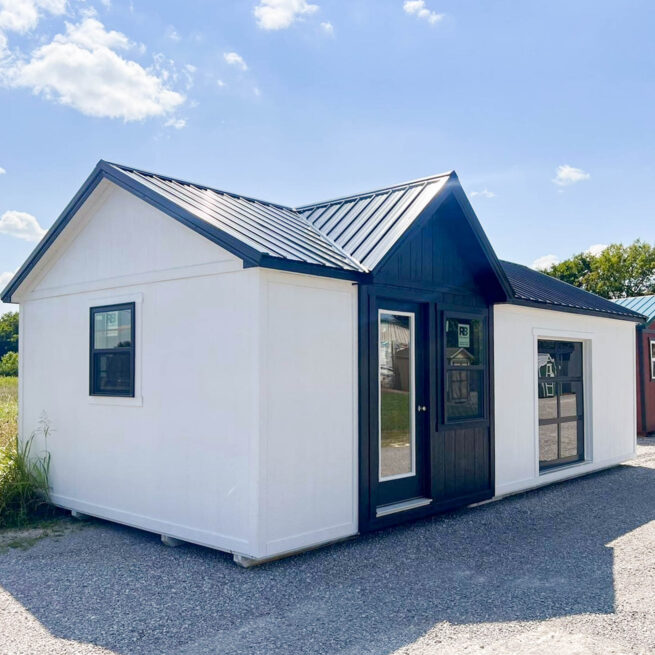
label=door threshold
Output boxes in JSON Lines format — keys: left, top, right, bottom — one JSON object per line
{"left": 376, "top": 497, "right": 432, "bottom": 518}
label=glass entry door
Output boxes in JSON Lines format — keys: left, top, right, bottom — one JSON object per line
{"left": 377, "top": 302, "right": 428, "bottom": 507}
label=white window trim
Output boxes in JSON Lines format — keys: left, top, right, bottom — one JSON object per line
{"left": 87, "top": 292, "right": 143, "bottom": 407}
{"left": 378, "top": 309, "right": 416, "bottom": 482}
{"left": 532, "top": 328, "right": 593, "bottom": 478}
{"left": 650, "top": 340, "right": 655, "bottom": 381}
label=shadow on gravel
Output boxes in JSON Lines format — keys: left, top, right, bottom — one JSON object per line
{"left": 1, "top": 461, "right": 655, "bottom": 655}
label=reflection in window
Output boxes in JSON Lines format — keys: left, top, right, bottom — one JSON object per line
{"left": 537, "top": 340, "right": 584, "bottom": 470}
{"left": 445, "top": 317, "right": 485, "bottom": 421}
{"left": 379, "top": 312, "right": 414, "bottom": 480}
{"left": 90, "top": 304, "right": 135, "bottom": 397}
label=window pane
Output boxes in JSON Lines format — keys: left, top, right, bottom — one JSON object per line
{"left": 446, "top": 318, "right": 483, "bottom": 366}
{"left": 538, "top": 380, "right": 558, "bottom": 419}
{"left": 559, "top": 382, "right": 583, "bottom": 417}
{"left": 651, "top": 342, "right": 655, "bottom": 380}
{"left": 558, "top": 342, "right": 583, "bottom": 377}
{"left": 559, "top": 421, "right": 580, "bottom": 458}
{"left": 379, "top": 312, "right": 413, "bottom": 479}
{"left": 94, "top": 309, "right": 132, "bottom": 349}
{"left": 538, "top": 341, "right": 557, "bottom": 379}
{"left": 93, "top": 351, "right": 131, "bottom": 394}
{"left": 446, "top": 369, "right": 483, "bottom": 420}
{"left": 539, "top": 424, "right": 558, "bottom": 463}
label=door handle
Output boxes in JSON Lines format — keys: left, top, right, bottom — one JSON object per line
{"left": 417, "top": 405, "right": 427, "bottom": 412}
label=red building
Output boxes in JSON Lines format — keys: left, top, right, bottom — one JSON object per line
{"left": 614, "top": 295, "right": 655, "bottom": 436}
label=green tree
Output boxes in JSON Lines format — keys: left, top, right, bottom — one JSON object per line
{"left": 545, "top": 240, "right": 655, "bottom": 299}
{"left": 0, "top": 312, "right": 18, "bottom": 359}
{"left": 0, "top": 351, "right": 18, "bottom": 377}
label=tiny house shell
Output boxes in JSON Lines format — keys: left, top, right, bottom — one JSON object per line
{"left": 2, "top": 162, "right": 645, "bottom": 565}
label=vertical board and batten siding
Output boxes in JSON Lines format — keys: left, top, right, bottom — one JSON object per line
{"left": 359, "top": 195, "right": 499, "bottom": 531}
{"left": 17, "top": 182, "right": 262, "bottom": 555}
{"left": 493, "top": 303, "right": 637, "bottom": 497}
{"left": 257, "top": 270, "right": 359, "bottom": 557}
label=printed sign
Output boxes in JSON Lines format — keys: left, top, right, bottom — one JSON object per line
{"left": 457, "top": 323, "right": 470, "bottom": 348}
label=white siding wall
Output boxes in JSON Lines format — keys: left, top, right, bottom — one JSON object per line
{"left": 257, "top": 270, "right": 358, "bottom": 558}
{"left": 18, "top": 182, "right": 261, "bottom": 554}
{"left": 494, "top": 304, "right": 637, "bottom": 496}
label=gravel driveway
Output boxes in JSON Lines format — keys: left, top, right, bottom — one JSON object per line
{"left": 2, "top": 440, "right": 655, "bottom": 655}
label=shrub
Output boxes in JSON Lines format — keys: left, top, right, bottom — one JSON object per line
{"left": 0, "top": 418, "right": 54, "bottom": 528}
{"left": 0, "top": 351, "right": 18, "bottom": 377}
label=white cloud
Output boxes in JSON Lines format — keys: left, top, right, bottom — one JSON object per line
{"left": 0, "top": 167, "right": 5, "bottom": 174}
{"left": 254, "top": 0, "right": 318, "bottom": 30}
{"left": 165, "top": 26, "right": 180, "bottom": 41}
{"left": 5, "top": 17, "right": 185, "bottom": 121}
{"left": 0, "top": 0, "right": 66, "bottom": 35}
{"left": 320, "top": 21, "right": 333, "bottom": 35}
{"left": 586, "top": 243, "right": 607, "bottom": 257}
{"left": 403, "top": 0, "right": 444, "bottom": 25}
{"left": 532, "top": 254, "right": 559, "bottom": 271}
{"left": 552, "top": 164, "right": 590, "bottom": 187}
{"left": 470, "top": 188, "right": 495, "bottom": 199}
{"left": 0, "top": 210, "right": 46, "bottom": 242}
{"left": 223, "top": 51, "right": 247, "bottom": 70}
{"left": 216, "top": 79, "right": 226, "bottom": 87}
{"left": 164, "top": 117, "right": 185, "bottom": 129}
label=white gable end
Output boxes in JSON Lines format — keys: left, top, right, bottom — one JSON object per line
{"left": 25, "top": 180, "right": 239, "bottom": 299}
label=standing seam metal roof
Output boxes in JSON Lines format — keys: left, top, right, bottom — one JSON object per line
{"left": 112, "top": 164, "right": 366, "bottom": 272}
{"left": 297, "top": 173, "right": 452, "bottom": 271}
{"left": 1, "top": 160, "right": 644, "bottom": 325}
{"left": 613, "top": 295, "right": 655, "bottom": 325}
{"left": 500, "top": 260, "right": 646, "bottom": 320}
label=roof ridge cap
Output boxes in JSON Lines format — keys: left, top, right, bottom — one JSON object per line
{"left": 295, "top": 171, "right": 454, "bottom": 210}
{"left": 104, "top": 161, "right": 295, "bottom": 212}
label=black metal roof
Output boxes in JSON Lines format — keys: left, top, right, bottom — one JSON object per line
{"left": 298, "top": 173, "right": 452, "bottom": 271}
{"left": 0, "top": 160, "right": 645, "bottom": 323}
{"left": 500, "top": 260, "right": 646, "bottom": 321}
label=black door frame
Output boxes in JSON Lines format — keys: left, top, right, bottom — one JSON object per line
{"left": 358, "top": 283, "right": 495, "bottom": 533}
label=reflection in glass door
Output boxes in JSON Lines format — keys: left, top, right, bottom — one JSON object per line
{"left": 378, "top": 310, "right": 415, "bottom": 481}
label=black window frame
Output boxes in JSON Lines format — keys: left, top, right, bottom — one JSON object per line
{"left": 89, "top": 302, "right": 136, "bottom": 397}
{"left": 537, "top": 339, "right": 585, "bottom": 471}
{"left": 443, "top": 311, "right": 487, "bottom": 423}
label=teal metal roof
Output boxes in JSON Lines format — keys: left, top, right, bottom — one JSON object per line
{"left": 613, "top": 295, "right": 655, "bottom": 325}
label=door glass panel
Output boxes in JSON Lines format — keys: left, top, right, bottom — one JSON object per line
{"left": 559, "top": 382, "right": 582, "bottom": 417}
{"left": 445, "top": 318, "right": 483, "bottom": 366}
{"left": 559, "top": 421, "right": 579, "bottom": 458}
{"left": 538, "top": 380, "right": 558, "bottom": 419}
{"left": 558, "top": 342, "right": 583, "bottom": 377}
{"left": 445, "top": 369, "right": 483, "bottom": 420}
{"left": 539, "top": 424, "right": 558, "bottom": 463}
{"left": 379, "top": 311, "right": 414, "bottom": 480}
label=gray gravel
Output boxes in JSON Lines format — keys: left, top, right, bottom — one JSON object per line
{"left": 2, "top": 440, "right": 655, "bottom": 655}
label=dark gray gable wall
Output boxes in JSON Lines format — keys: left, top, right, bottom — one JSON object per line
{"left": 358, "top": 185, "right": 503, "bottom": 532}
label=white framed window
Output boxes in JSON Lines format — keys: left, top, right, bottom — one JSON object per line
{"left": 650, "top": 340, "right": 655, "bottom": 381}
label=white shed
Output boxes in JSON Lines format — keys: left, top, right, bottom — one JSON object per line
{"left": 2, "top": 161, "right": 643, "bottom": 565}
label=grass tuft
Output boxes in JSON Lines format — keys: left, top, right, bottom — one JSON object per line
{"left": 0, "top": 377, "right": 17, "bottom": 451}
{"left": 0, "top": 416, "right": 55, "bottom": 529}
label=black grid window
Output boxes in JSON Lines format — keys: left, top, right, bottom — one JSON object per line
{"left": 90, "top": 303, "right": 135, "bottom": 397}
{"left": 445, "top": 316, "right": 486, "bottom": 421}
{"left": 538, "top": 340, "right": 584, "bottom": 470}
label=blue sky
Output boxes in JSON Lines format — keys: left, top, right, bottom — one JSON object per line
{"left": 1, "top": 0, "right": 654, "bottom": 312}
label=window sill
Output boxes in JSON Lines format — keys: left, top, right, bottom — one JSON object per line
{"left": 539, "top": 458, "right": 589, "bottom": 476}
{"left": 89, "top": 396, "right": 143, "bottom": 407}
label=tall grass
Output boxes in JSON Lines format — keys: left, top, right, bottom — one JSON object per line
{"left": 0, "top": 400, "right": 55, "bottom": 528}
{"left": 0, "top": 377, "right": 18, "bottom": 451}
